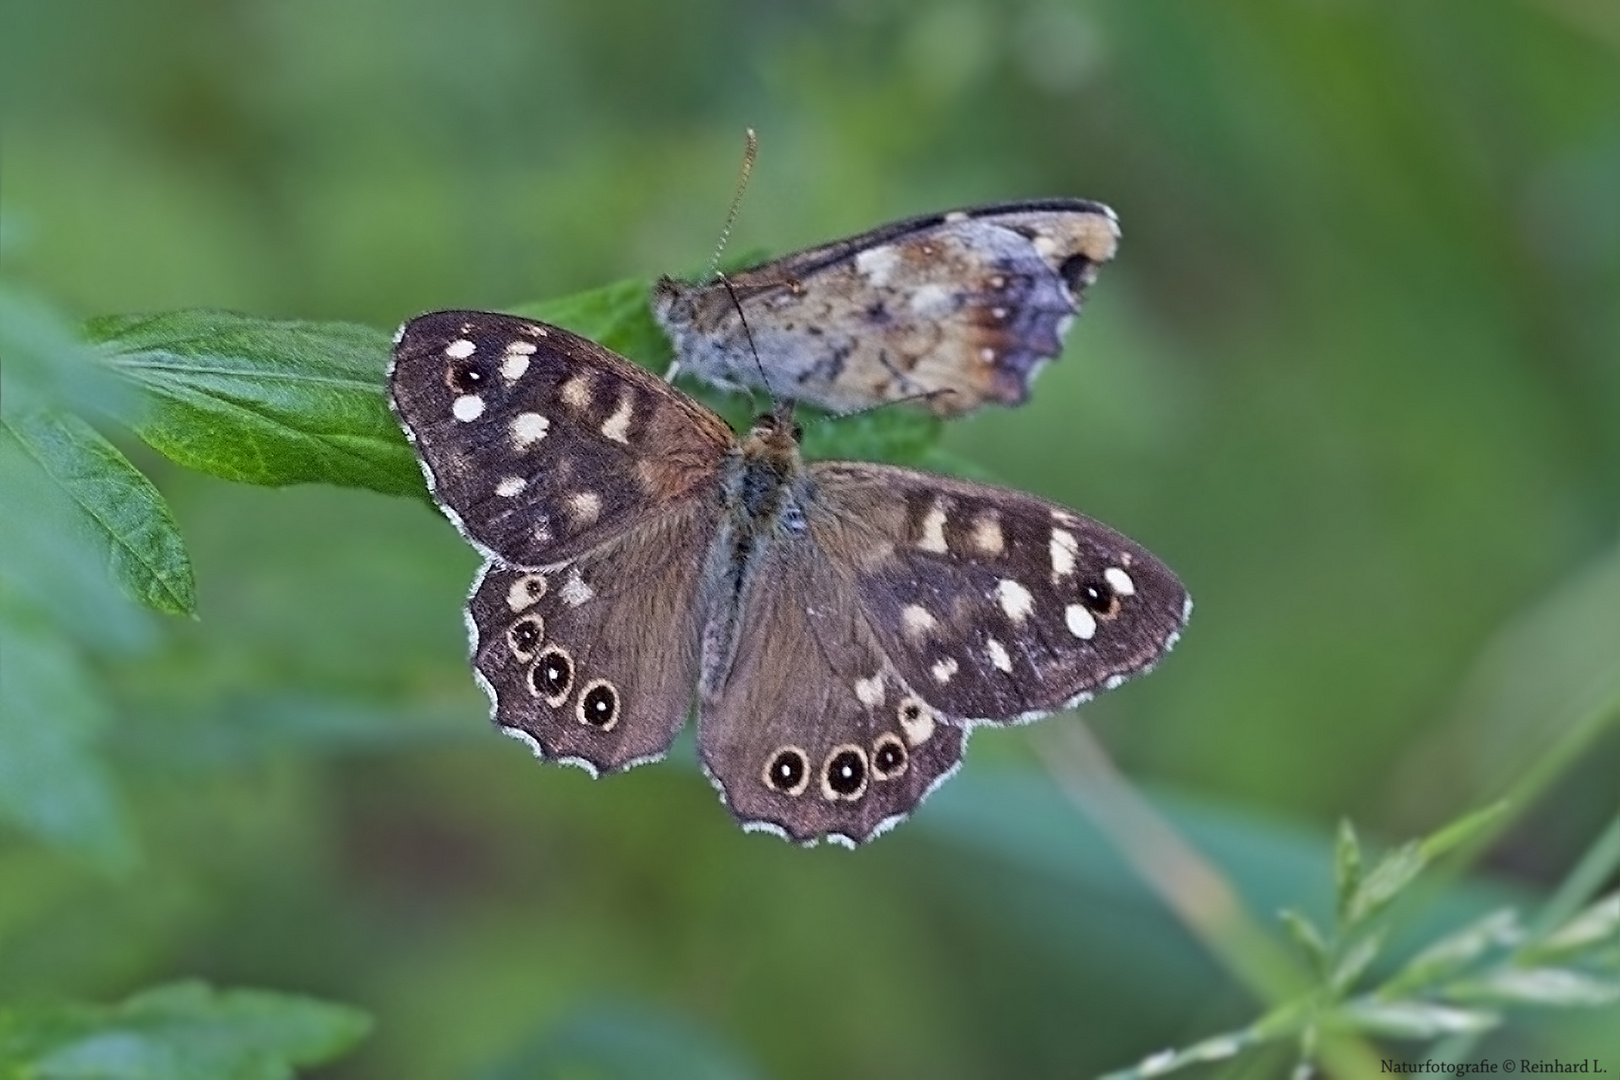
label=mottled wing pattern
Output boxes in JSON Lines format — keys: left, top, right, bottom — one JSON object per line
{"left": 389, "top": 310, "right": 735, "bottom": 567}
{"left": 697, "top": 535, "right": 966, "bottom": 846}
{"left": 653, "top": 199, "right": 1119, "bottom": 416}
{"left": 467, "top": 503, "right": 719, "bottom": 773}
{"left": 807, "top": 464, "right": 1189, "bottom": 724}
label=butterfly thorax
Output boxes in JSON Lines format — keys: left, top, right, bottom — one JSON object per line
{"left": 725, "top": 404, "right": 809, "bottom": 540}
{"left": 699, "top": 405, "right": 812, "bottom": 699}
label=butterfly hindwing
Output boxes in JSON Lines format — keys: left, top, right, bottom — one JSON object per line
{"left": 806, "top": 464, "right": 1190, "bottom": 724}
{"left": 467, "top": 496, "right": 723, "bottom": 773}
{"left": 653, "top": 199, "right": 1119, "bottom": 416}
{"left": 389, "top": 310, "right": 734, "bottom": 567}
{"left": 696, "top": 535, "right": 966, "bottom": 845}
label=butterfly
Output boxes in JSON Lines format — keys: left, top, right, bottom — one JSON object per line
{"left": 652, "top": 198, "right": 1120, "bottom": 417}
{"left": 388, "top": 310, "right": 1188, "bottom": 846}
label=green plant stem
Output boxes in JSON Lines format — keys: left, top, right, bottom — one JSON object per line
{"left": 1428, "top": 805, "right": 1620, "bottom": 1063}
{"left": 1036, "top": 724, "right": 1386, "bottom": 1079}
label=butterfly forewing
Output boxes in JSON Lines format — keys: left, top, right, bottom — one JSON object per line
{"left": 807, "top": 464, "right": 1190, "bottom": 723}
{"left": 654, "top": 199, "right": 1119, "bottom": 416}
{"left": 389, "top": 310, "right": 734, "bottom": 567}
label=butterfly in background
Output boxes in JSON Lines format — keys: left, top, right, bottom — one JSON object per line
{"left": 389, "top": 310, "right": 1187, "bottom": 846}
{"left": 653, "top": 199, "right": 1119, "bottom": 417}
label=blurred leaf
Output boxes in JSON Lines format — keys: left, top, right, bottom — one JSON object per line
{"left": 0, "top": 981, "right": 371, "bottom": 1080}
{"left": 1534, "top": 892, "right": 1620, "bottom": 958}
{"left": 476, "top": 1005, "right": 759, "bottom": 1080}
{"left": 115, "top": 693, "right": 471, "bottom": 770}
{"left": 1380, "top": 909, "right": 1520, "bottom": 998}
{"left": 86, "top": 310, "right": 419, "bottom": 496}
{"left": 0, "top": 285, "right": 132, "bottom": 422}
{"left": 1416, "top": 802, "right": 1509, "bottom": 864}
{"left": 1278, "top": 909, "right": 1329, "bottom": 970}
{"left": 1345, "top": 804, "right": 1510, "bottom": 925}
{"left": 1334, "top": 820, "right": 1362, "bottom": 922}
{"left": 4, "top": 411, "right": 194, "bottom": 616}
{"left": 1334, "top": 1000, "right": 1498, "bottom": 1039}
{"left": 0, "top": 597, "right": 134, "bottom": 870}
{"left": 1446, "top": 968, "right": 1620, "bottom": 1008}
{"left": 1328, "top": 930, "right": 1383, "bottom": 994}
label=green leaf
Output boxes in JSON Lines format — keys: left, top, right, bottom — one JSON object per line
{"left": 1416, "top": 801, "right": 1509, "bottom": 863}
{"left": 519, "top": 277, "right": 673, "bottom": 370}
{"left": 0, "top": 981, "right": 371, "bottom": 1080}
{"left": 1334, "top": 819, "right": 1362, "bottom": 922}
{"left": 1345, "top": 840, "right": 1425, "bottom": 925}
{"left": 1345, "top": 804, "right": 1510, "bottom": 926}
{"left": 1379, "top": 909, "right": 1520, "bottom": 998}
{"left": 0, "top": 597, "right": 135, "bottom": 869}
{"left": 4, "top": 411, "right": 195, "bottom": 616}
{"left": 1445, "top": 967, "right": 1620, "bottom": 1007}
{"left": 1329, "top": 930, "right": 1384, "bottom": 994}
{"left": 0, "top": 285, "right": 133, "bottom": 423}
{"left": 1334, "top": 999, "right": 1498, "bottom": 1039}
{"left": 87, "top": 310, "right": 419, "bottom": 496}
{"left": 1279, "top": 909, "right": 1330, "bottom": 970}
{"left": 1534, "top": 892, "right": 1620, "bottom": 958}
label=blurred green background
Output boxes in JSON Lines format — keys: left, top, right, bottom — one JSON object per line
{"left": 3, "top": 0, "right": 1618, "bottom": 1076}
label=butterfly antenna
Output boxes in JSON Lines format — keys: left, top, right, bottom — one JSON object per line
{"left": 718, "top": 272, "right": 776, "bottom": 408}
{"left": 703, "top": 128, "right": 758, "bottom": 285}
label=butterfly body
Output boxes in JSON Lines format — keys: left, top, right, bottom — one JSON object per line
{"left": 391, "top": 310, "right": 1186, "bottom": 845}
{"left": 653, "top": 198, "right": 1120, "bottom": 416}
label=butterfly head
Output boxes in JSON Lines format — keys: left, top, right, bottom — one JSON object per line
{"left": 741, "top": 400, "right": 804, "bottom": 462}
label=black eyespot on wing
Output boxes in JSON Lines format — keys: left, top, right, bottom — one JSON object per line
{"left": 1079, "top": 578, "right": 1119, "bottom": 616}
{"left": 507, "top": 616, "right": 544, "bottom": 659}
{"left": 763, "top": 746, "right": 810, "bottom": 795}
{"left": 532, "top": 646, "right": 574, "bottom": 704}
{"left": 578, "top": 680, "right": 619, "bottom": 730}
{"left": 447, "top": 358, "right": 489, "bottom": 393}
{"left": 823, "top": 746, "right": 868, "bottom": 800}
{"left": 872, "top": 734, "right": 908, "bottom": 780}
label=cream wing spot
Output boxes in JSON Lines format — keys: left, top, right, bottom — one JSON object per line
{"left": 908, "top": 283, "right": 953, "bottom": 314}
{"left": 452, "top": 394, "right": 485, "bottom": 422}
{"left": 565, "top": 491, "right": 601, "bottom": 527}
{"left": 510, "top": 412, "right": 550, "bottom": 448}
{"left": 505, "top": 574, "right": 546, "bottom": 612}
{"left": 1050, "top": 529, "right": 1079, "bottom": 581}
{"left": 930, "top": 657, "right": 959, "bottom": 684}
{"left": 495, "top": 476, "right": 526, "bottom": 498}
{"left": 1104, "top": 566, "right": 1137, "bottom": 597}
{"left": 971, "top": 512, "right": 1005, "bottom": 555}
{"left": 445, "top": 338, "right": 476, "bottom": 360}
{"left": 898, "top": 699, "right": 935, "bottom": 746}
{"left": 1065, "top": 603, "right": 1098, "bottom": 640}
{"left": 854, "top": 675, "right": 885, "bottom": 707}
{"left": 995, "top": 578, "right": 1035, "bottom": 623}
{"left": 901, "top": 604, "right": 939, "bottom": 640}
{"left": 499, "top": 342, "right": 534, "bottom": 381}
{"left": 560, "top": 375, "right": 592, "bottom": 410}
{"left": 985, "top": 637, "right": 1013, "bottom": 673}
{"left": 854, "top": 244, "right": 900, "bottom": 286}
{"left": 917, "top": 500, "right": 949, "bottom": 553}
{"left": 560, "top": 568, "right": 594, "bottom": 607}
{"left": 599, "top": 395, "right": 634, "bottom": 443}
